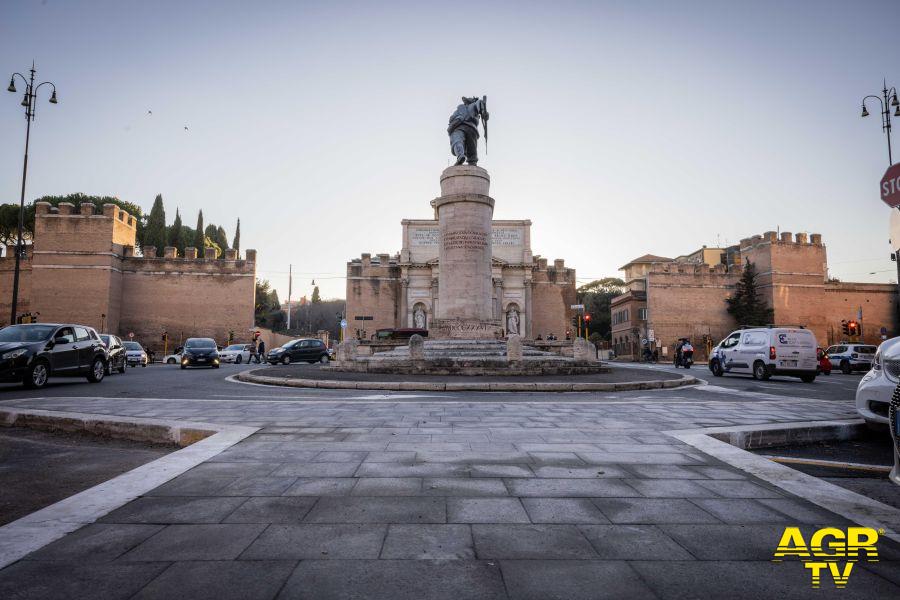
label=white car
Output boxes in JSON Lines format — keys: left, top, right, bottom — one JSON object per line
{"left": 709, "top": 326, "right": 818, "bottom": 382}
{"left": 219, "top": 343, "right": 252, "bottom": 364}
{"left": 855, "top": 337, "right": 895, "bottom": 428}
{"left": 890, "top": 388, "right": 899, "bottom": 485}
{"left": 123, "top": 341, "right": 148, "bottom": 367}
{"left": 164, "top": 346, "right": 183, "bottom": 365}
{"left": 825, "top": 343, "right": 877, "bottom": 374}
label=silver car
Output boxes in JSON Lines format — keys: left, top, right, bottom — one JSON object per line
{"left": 891, "top": 385, "right": 899, "bottom": 485}
{"left": 855, "top": 338, "right": 895, "bottom": 428}
{"left": 123, "top": 341, "right": 148, "bottom": 367}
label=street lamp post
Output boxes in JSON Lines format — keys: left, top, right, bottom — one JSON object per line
{"left": 6, "top": 63, "right": 58, "bottom": 325}
{"left": 860, "top": 80, "right": 899, "bottom": 167}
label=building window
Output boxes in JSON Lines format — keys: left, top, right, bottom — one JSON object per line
{"left": 638, "top": 308, "right": 648, "bottom": 321}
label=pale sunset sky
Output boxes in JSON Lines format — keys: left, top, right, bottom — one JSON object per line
{"left": 1, "top": 0, "right": 898, "bottom": 302}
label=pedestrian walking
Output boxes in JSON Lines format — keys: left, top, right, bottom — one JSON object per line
{"left": 248, "top": 339, "right": 259, "bottom": 364}
{"left": 257, "top": 340, "right": 266, "bottom": 363}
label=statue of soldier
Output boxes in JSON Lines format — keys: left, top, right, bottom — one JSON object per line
{"left": 447, "top": 96, "right": 489, "bottom": 166}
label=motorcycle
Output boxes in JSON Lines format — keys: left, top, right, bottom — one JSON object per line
{"left": 674, "top": 349, "right": 694, "bottom": 369}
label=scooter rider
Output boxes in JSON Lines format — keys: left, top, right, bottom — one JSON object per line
{"left": 681, "top": 339, "right": 694, "bottom": 367}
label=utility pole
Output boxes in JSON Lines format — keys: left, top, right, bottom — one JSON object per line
{"left": 286, "top": 264, "right": 292, "bottom": 330}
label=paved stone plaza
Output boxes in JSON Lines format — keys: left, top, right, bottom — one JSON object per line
{"left": 0, "top": 364, "right": 897, "bottom": 598}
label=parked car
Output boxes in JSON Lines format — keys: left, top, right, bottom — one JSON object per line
{"left": 0, "top": 323, "right": 108, "bottom": 389}
{"left": 890, "top": 384, "right": 899, "bottom": 485}
{"left": 856, "top": 337, "right": 895, "bottom": 429}
{"left": 219, "top": 343, "right": 252, "bottom": 364}
{"left": 123, "top": 341, "right": 148, "bottom": 367}
{"left": 267, "top": 338, "right": 330, "bottom": 365}
{"left": 100, "top": 334, "right": 127, "bottom": 374}
{"left": 709, "top": 326, "right": 818, "bottom": 383}
{"left": 824, "top": 343, "right": 877, "bottom": 374}
{"left": 181, "top": 337, "right": 220, "bottom": 369}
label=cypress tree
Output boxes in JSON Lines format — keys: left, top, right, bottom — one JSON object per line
{"left": 215, "top": 225, "right": 229, "bottom": 250}
{"left": 311, "top": 286, "right": 321, "bottom": 303}
{"left": 169, "top": 208, "right": 184, "bottom": 256}
{"left": 193, "top": 210, "right": 205, "bottom": 251}
{"left": 726, "top": 260, "right": 775, "bottom": 326}
{"left": 145, "top": 194, "right": 166, "bottom": 256}
{"left": 232, "top": 219, "right": 241, "bottom": 253}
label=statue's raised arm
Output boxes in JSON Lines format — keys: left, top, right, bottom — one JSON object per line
{"left": 448, "top": 95, "right": 488, "bottom": 166}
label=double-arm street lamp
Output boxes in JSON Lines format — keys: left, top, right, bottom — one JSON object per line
{"left": 6, "top": 63, "right": 58, "bottom": 324}
{"left": 860, "top": 80, "right": 899, "bottom": 167}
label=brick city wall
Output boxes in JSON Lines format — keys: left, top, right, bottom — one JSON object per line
{"left": 647, "top": 263, "right": 742, "bottom": 359}
{"left": 530, "top": 259, "right": 576, "bottom": 340}
{"left": 346, "top": 253, "right": 401, "bottom": 339}
{"left": 0, "top": 247, "right": 33, "bottom": 320}
{"left": 0, "top": 201, "right": 256, "bottom": 351}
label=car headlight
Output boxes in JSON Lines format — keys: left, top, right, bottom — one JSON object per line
{"left": 874, "top": 349, "right": 883, "bottom": 371}
{"left": 2, "top": 348, "right": 28, "bottom": 360}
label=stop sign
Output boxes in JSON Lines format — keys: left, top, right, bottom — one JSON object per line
{"left": 880, "top": 163, "right": 900, "bottom": 207}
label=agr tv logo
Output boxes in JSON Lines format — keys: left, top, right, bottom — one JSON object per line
{"left": 772, "top": 526, "right": 881, "bottom": 588}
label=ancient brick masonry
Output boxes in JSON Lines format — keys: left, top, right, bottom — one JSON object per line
{"left": 0, "top": 201, "right": 256, "bottom": 351}
{"left": 613, "top": 231, "right": 897, "bottom": 360}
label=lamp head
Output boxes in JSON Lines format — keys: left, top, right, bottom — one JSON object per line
{"left": 861, "top": 105, "right": 870, "bottom": 117}
{"left": 49, "top": 90, "right": 57, "bottom": 104}
{"left": 892, "top": 93, "right": 899, "bottom": 107}
{"left": 7, "top": 78, "right": 15, "bottom": 93}
{"left": 20, "top": 94, "right": 29, "bottom": 107}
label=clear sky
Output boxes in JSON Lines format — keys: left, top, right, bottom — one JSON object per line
{"left": 2, "top": 0, "right": 898, "bottom": 303}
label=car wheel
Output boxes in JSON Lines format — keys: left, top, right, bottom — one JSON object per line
{"left": 23, "top": 360, "right": 50, "bottom": 389}
{"left": 752, "top": 361, "right": 770, "bottom": 380}
{"left": 119, "top": 364, "right": 126, "bottom": 374}
{"left": 236, "top": 355, "right": 242, "bottom": 364}
{"left": 319, "top": 354, "right": 329, "bottom": 364}
{"left": 167, "top": 358, "right": 175, "bottom": 364}
{"left": 800, "top": 373, "right": 816, "bottom": 383}
{"left": 282, "top": 356, "right": 291, "bottom": 365}
{"left": 87, "top": 357, "right": 106, "bottom": 383}
{"left": 710, "top": 359, "right": 724, "bottom": 377}
{"left": 841, "top": 360, "right": 851, "bottom": 375}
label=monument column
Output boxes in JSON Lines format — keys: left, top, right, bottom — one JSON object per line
{"left": 524, "top": 279, "right": 533, "bottom": 339}
{"left": 399, "top": 277, "right": 409, "bottom": 328}
{"left": 431, "top": 165, "right": 500, "bottom": 338}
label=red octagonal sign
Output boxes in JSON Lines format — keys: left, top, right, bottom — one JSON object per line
{"left": 881, "top": 163, "right": 900, "bottom": 207}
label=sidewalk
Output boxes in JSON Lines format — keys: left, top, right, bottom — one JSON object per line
{"left": 0, "top": 394, "right": 897, "bottom": 599}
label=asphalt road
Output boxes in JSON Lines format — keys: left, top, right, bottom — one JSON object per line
{"left": 0, "top": 359, "right": 864, "bottom": 404}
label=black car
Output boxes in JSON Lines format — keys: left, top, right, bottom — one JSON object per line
{"left": 0, "top": 323, "right": 108, "bottom": 389}
{"left": 267, "top": 338, "right": 330, "bottom": 365}
{"left": 100, "top": 334, "right": 127, "bottom": 375}
{"left": 181, "top": 337, "right": 220, "bottom": 369}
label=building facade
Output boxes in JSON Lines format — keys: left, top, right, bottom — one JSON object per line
{"left": 612, "top": 231, "right": 897, "bottom": 360}
{"left": 0, "top": 201, "right": 257, "bottom": 351}
{"left": 346, "top": 216, "right": 577, "bottom": 340}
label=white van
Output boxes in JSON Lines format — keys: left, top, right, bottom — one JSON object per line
{"left": 709, "top": 326, "right": 818, "bottom": 383}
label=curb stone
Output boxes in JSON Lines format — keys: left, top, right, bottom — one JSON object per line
{"left": 235, "top": 370, "right": 698, "bottom": 393}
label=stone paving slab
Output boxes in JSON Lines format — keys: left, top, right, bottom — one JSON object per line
{"left": 1, "top": 394, "right": 899, "bottom": 597}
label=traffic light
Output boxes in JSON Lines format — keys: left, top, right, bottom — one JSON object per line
{"left": 848, "top": 320, "right": 860, "bottom": 337}
{"left": 571, "top": 316, "right": 578, "bottom": 328}
{"left": 583, "top": 314, "right": 592, "bottom": 324}
{"left": 161, "top": 331, "right": 168, "bottom": 342}
{"left": 841, "top": 320, "right": 849, "bottom": 336}
{"left": 228, "top": 330, "right": 235, "bottom": 344}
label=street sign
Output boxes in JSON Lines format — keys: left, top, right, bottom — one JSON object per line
{"left": 570, "top": 304, "right": 584, "bottom": 310}
{"left": 882, "top": 163, "right": 900, "bottom": 208}
{"left": 881, "top": 327, "right": 888, "bottom": 336}
{"left": 641, "top": 338, "right": 648, "bottom": 346}
{"left": 648, "top": 329, "right": 655, "bottom": 342}
{"left": 340, "top": 319, "right": 347, "bottom": 328}
{"left": 128, "top": 332, "right": 134, "bottom": 339}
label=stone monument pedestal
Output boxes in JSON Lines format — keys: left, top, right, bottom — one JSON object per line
{"left": 429, "top": 165, "right": 501, "bottom": 339}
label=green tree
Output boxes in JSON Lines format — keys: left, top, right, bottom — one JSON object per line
{"left": 576, "top": 277, "right": 626, "bottom": 341}
{"left": 215, "top": 225, "right": 228, "bottom": 250}
{"left": 725, "top": 260, "right": 774, "bottom": 326}
{"left": 168, "top": 208, "right": 184, "bottom": 256}
{"left": 311, "top": 286, "right": 321, "bottom": 303}
{"left": 232, "top": 218, "right": 241, "bottom": 253}
{"left": 193, "top": 210, "right": 205, "bottom": 251}
{"left": 144, "top": 194, "right": 167, "bottom": 256}
{"left": 254, "top": 279, "right": 285, "bottom": 330}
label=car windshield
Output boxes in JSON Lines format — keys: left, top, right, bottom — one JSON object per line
{"left": 0, "top": 325, "right": 56, "bottom": 343}
{"left": 123, "top": 341, "right": 143, "bottom": 351}
{"left": 225, "top": 344, "right": 244, "bottom": 351}
{"left": 185, "top": 339, "right": 216, "bottom": 349}
{"left": 100, "top": 335, "right": 111, "bottom": 346}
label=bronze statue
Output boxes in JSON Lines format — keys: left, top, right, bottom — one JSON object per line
{"left": 447, "top": 96, "right": 488, "bottom": 166}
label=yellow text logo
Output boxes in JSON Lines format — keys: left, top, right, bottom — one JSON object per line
{"left": 772, "top": 526, "right": 880, "bottom": 588}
